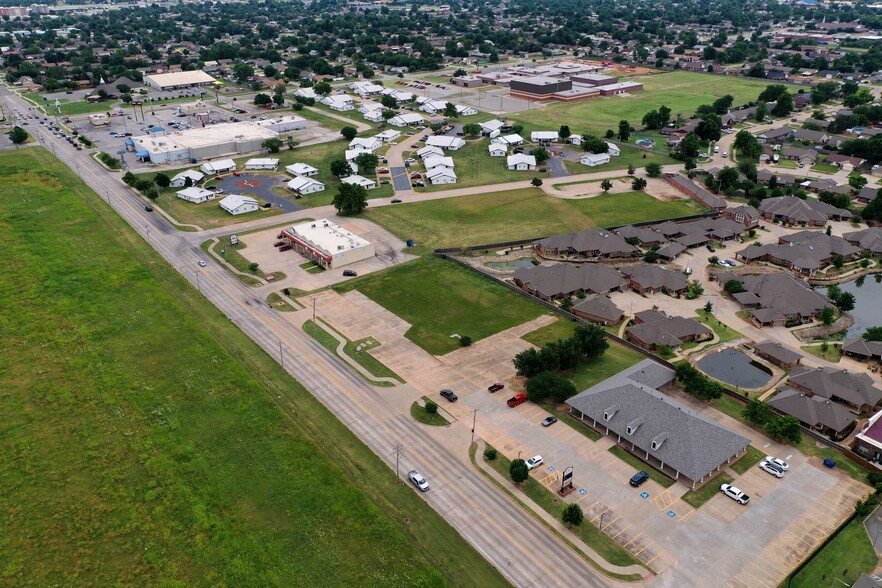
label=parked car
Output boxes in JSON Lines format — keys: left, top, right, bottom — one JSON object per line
{"left": 759, "top": 460, "right": 785, "bottom": 478}
{"left": 377, "top": 168, "right": 390, "bottom": 174}
{"left": 411, "top": 144, "right": 420, "bottom": 148}
{"left": 541, "top": 416, "right": 558, "bottom": 427}
{"left": 706, "top": 244, "right": 716, "bottom": 252}
{"left": 410, "top": 172, "right": 422, "bottom": 179}
{"left": 629, "top": 471, "right": 650, "bottom": 487}
{"left": 440, "top": 389, "right": 458, "bottom": 402}
{"left": 507, "top": 393, "right": 527, "bottom": 407}
{"left": 380, "top": 179, "right": 391, "bottom": 184}
{"left": 720, "top": 484, "right": 750, "bottom": 504}
{"left": 525, "top": 455, "right": 544, "bottom": 470}
{"left": 343, "top": 269, "right": 357, "bottom": 277}
{"left": 391, "top": 198, "right": 402, "bottom": 204}
{"left": 407, "top": 470, "right": 430, "bottom": 492}
{"left": 488, "top": 383, "right": 504, "bottom": 393}
{"left": 764, "top": 456, "right": 789, "bottom": 471}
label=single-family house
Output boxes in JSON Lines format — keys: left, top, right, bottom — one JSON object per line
{"left": 417, "top": 145, "right": 445, "bottom": 159}
{"left": 286, "top": 176, "right": 325, "bottom": 195}
{"left": 492, "top": 134, "right": 525, "bottom": 147}
{"left": 425, "top": 136, "right": 466, "bottom": 150}
{"left": 349, "top": 137, "right": 382, "bottom": 152}
{"left": 488, "top": 144, "right": 507, "bottom": 157}
{"left": 363, "top": 109, "right": 385, "bottom": 123}
{"left": 200, "top": 159, "right": 236, "bottom": 175}
{"left": 375, "top": 129, "right": 401, "bottom": 143}
{"left": 606, "top": 142, "right": 621, "bottom": 156}
{"left": 389, "top": 112, "right": 425, "bottom": 126}
{"left": 480, "top": 119, "right": 505, "bottom": 136}
{"left": 286, "top": 163, "right": 319, "bottom": 177}
{"left": 531, "top": 131, "right": 559, "bottom": 143}
{"left": 507, "top": 153, "right": 537, "bottom": 170}
{"left": 170, "top": 169, "right": 204, "bottom": 188}
{"left": 626, "top": 310, "right": 712, "bottom": 350}
{"left": 572, "top": 295, "right": 625, "bottom": 326}
{"left": 769, "top": 387, "right": 855, "bottom": 439}
{"left": 426, "top": 167, "right": 458, "bottom": 185}
{"left": 322, "top": 95, "right": 355, "bottom": 111}
{"left": 581, "top": 153, "right": 610, "bottom": 167}
{"left": 245, "top": 158, "right": 279, "bottom": 170}
{"left": 455, "top": 104, "right": 478, "bottom": 116}
{"left": 753, "top": 342, "right": 803, "bottom": 369}
{"left": 219, "top": 194, "right": 260, "bottom": 215}
{"left": 424, "top": 155, "right": 455, "bottom": 171}
{"left": 341, "top": 175, "right": 377, "bottom": 190}
{"left": 176, "top": 187, "right": 215, "bottom": 204}
{"left": 788, "top": 365, "right": 882, "bottom": 413}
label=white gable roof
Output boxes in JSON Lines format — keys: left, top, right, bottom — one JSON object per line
{"left": 219, "top": 194, "right": 258, "bottom": 211}
{"left": 424, "top": 155, "right": 455, "bottom": 170}
{"left": 287, "top": 176, "right": 324, "bottom": 191}
{"left": 507, "top": 153, "right": 536, "bottom": 167}
{"left": 286, "top": 163, "right": 318, "bottom": 176}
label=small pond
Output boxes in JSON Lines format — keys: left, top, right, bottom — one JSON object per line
{"left": 485, "top": 257, "right": 538, "bottom": 271}
{"left": 815, "top": 274, "right": 882, "bottom": 337}
{"left": 697, "top": 348, "right": 774, "bottom": 389}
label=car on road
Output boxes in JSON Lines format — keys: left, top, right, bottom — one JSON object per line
{"left": 629, "top": 471, "right": 650, "bottom": 487}
{"left": 765, "top": 456, "right": 789, "bottom": 471}
{"left": 525, "top": 455, "right": 544, "bottom": 470}
{"left": 391, "top": 198, "right": 402, "bottom": 203}
{"left": 198, "top": 260, "right": 207, "bottom": 267}
{"left": 408, "top": 470, "right": 430, "bottom": 492}
{"left": 759, "top": 460, "right": 785, "bottom": 478}
{"left": 144, "top": 205, "right": 153, "bottom": 212}
{"left": 440, "top": 389, "right": 458, "bottom": 402}
{"left": 720, "top": 483, "right": 750, "bottom": 504}
{"left": 342, "top": 269, "right": 358, "bottom": 277}
{"left": 722, "top": 151, "right": 728, "bottom": 158}
{"left": 541, "top": 416, "right": 558, "bottom": 427}
{"left": 488, "top": 383, "right": 504, "bottom": 393}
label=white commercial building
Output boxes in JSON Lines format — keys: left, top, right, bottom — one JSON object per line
{"left": 507, "top": 153, "right": 537, "bottom": 170}
{"left": 419, "top": 99, "right": 449, "bottom": 115}
{"left": 245, "top": 158, "right": 279, "bottom": 170}
{"left": 89, "top": 113, "right": 110, "bottom": 126}
{"left": 580, "top": 153, "right": 611, "bottom": 167}
{"left": 255, "top": 115, "right": 307, "bottom": 133}
{"left": 176, "top": 187, "right": 215, "bottom": 204}
{"left": 200, "top": 159, "right": 237, "bottom": 174}
{"left": 286, "top": 163, "right": 319, "bottom": 177}
{"left": 219, "top": 194, "right": 260, "bottom": 215}
{"left": 144, "top": 70, "right": 217, "bottom": 91}
{"left": 133, "top": 123, "right": 280, "bottom": 165}
{"left": 170, "top": 169, "right": 204, "bottom": 188}
{"left": 531, "top": 131, "right": 559, "bottom": 143}
{"left": 286, "top": 176, "right": 325, "bottom": 195}
{"left": 341, "top": 175, "right": 377, "bottom": 190}
{"left": 425, "top": 136, "right": 466, "bottom": 150}
{"left": 281, "top": 218, "right": 375, "bottom": 269}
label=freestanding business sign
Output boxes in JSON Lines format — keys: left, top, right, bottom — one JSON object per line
{"left": 561, "top": 466, "right": 574, "bottom": 493}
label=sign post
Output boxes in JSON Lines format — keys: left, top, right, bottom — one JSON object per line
{"left": 558, "top": 465, "right": 575, "bottom": 497}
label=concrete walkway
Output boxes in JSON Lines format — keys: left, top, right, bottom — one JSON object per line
{"left": 472, "top": 440, "right": 651, "bottom": 581}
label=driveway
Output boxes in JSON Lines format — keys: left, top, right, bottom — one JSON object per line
{"left": 391, "top": 166, "right": 411, "bottom": 191}
{"left": 547, "top": 155, "right": 570, "bottom": 178}
{"left": 216, "top": 172, "right": 303, "bottom": 213}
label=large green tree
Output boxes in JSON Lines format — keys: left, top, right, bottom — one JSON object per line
{"left": 333, "top": 183, "right": 369, "bottom": 215}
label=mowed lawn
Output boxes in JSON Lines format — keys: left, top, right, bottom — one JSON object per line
{"left": 563, "top": 144, "right": 678, "bottom": 175}
{"left": 791, "top": 517, "right": 878, "bottom": 588}
{"left": 333, "top": 256, "right": 548, "bottom": 355}
{"left": 363, "top": 188, "right": 706, "bottom": 252}
{"left": 513, "top": 71, "right": 778, "bottom": 135}
{"left": 0, "top": 148, "right": 506, "bottom": 586}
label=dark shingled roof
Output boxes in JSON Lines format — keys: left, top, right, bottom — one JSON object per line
{"left": 754, "top": 341, "right": 803, "bottom": 365}
{"left": 566, "top": 359, "right": 750, "bottom": 482}
{"left": 788, "top": 366, "right": 882, "bottom": 408}
{"left": 513, "top": 263, "right": 626, "bottom": 298}
{"left": 572, "top": 295, "right": 623, "bottom": 323}
{"left": 768, "top": 387, "right": 855, "bottom": 433}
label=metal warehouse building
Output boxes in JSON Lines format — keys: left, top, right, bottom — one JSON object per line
{"left": 144, "top": 70, "right": 218, "bottom": 91}
{"left": 281, "top": 219, "right": 375, "bottom": 268}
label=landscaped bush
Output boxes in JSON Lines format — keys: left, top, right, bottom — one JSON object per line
{"left": 483, "top": 447, "right": 497, "bottom": 461}
{"left": 97, "top": 152, "right": 122, "bottom": 170}
{"left": 425, "top": 400, "right": 438, "bottom": 415}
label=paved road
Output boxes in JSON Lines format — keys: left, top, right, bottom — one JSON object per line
{"left": 0, "top": 85, "right": 613, "bottom": 588}
{"left": 390, "top": 165, "right": 411, "bottom": 191}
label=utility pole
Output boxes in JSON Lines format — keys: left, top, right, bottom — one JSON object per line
{"left": 195, "top": 271, "right": 201, "bottom": 292}
{"left": 471, "top": 408, "right": 477, "bottom": 445}
{"left": 312, "top": 297, "right": 316, "bottom": 323}
{"left": 393, "top": 443, "right": 404, "bottom": 483}
{"left": 279, "top": 340, "right": 284, "bottom": 370}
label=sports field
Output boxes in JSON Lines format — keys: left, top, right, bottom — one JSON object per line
{"left": 363, "top": 188, "right": 706, "bottom": 252}
{"left": 0, "top": 148, "right": 506, "bottom": 586}
{"left": 513, "top": 71, "right": 779, "bottom": 135}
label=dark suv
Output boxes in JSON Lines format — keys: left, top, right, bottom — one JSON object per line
{"left": 629, "top": 471, "right": 650, "bottom": 487}
{"left": 440, "top": 389, "right": 458, "bottom": 402}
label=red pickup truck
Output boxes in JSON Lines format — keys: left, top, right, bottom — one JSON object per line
{"left": 507, "top": 393, "right": 527, "bottom": 408}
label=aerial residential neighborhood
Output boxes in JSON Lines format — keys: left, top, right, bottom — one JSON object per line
{"left": 6, "top": 0, "right": 882, "bottom": 586}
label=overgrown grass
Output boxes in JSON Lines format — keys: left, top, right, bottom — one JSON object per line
{"left": 0, "top": 147, "right": 506, "bottom": 586}
{"left": 333, "top": 256, "right": 548, "bottom": 355}
{"left": 362, "top": 188, "right": 706, "bottom": 253}
{"left": 410, "top": 398, "right": 451, "bottom": 426}
{"left": 790, "top": 516, "right": 878, "bottom": 588}
{"left": 608, "top": 446, "right": 676, "bottom": 488}
{"left": 681, "top": 472, "right": 734, "bottom": 508}
{"left": 730, "top": 445, "right": 766, "bottom": 475}
{"left": 482, "top": 446, "right": 646, "bottom": 571}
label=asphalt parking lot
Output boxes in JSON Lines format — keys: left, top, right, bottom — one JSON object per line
{"left": 216, "top": 173, "right": 302, "bottom": 213}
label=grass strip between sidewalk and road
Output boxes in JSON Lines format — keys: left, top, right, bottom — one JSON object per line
{"left": 410, "top": 397, "right": 451, "bottom": 426}
{"left": 477, "top": 444, "right": 648, "bottom": 577}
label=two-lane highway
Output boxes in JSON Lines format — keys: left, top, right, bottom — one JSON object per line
{"left": 1, "top": 86, "right": 613, "bottom": 587}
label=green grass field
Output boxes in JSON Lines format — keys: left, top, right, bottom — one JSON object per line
{"left": 512, "top": 71, "right": 777, "bottom": 134}
{"left": 694, "top": 309, "right": 744, "bottom": 344}
{"left": 681, "top": 472, "right": 734, "bottom": 508}
{"left": 363, "top": 188, "right": 707, "bottom": 253}
{"left": 0, "top": 148, "right": 507, "bottom": 586}
{"left": 413, "top": 138, "right": 550, "bottom": 192}
{"left": 333, "top": 256, "right": 547, "bottom": 355}
{"left": 411, "top": 398, "right": 451, "bottom": 426}
{"left": 730, "top": 445, "right": 765, "bottom": 475}
{"left": 801, "top": 343, "right": 842, "bottom": 363}
{"left": 791, "top": 517, "right": 878, "bottom": 588}
{"left": 563, "top": 145, "right": 678, "bottom": 174}
{"left": 566, "top": 343, "right": 644, "bottom": 392}
{"left": 522, "top": 318, "right": 580, "bottom": 347}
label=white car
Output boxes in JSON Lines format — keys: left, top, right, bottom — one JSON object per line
{"left": 198, "top": 260, "right": 207, "bottom": 267}
{"left": 765, "top": 456, "right": 789, "bottom": 471}
{"left": 525, "top": 455, "right": 544, "bottom": 470}
{"left": 407, "top": 470, "right": 429, "bottom": 492}
{"left": 720, "top": 483, "right": 750, "bottom": 504}
{"left": 759, "top": 460, "right": 785, "bottom": 478}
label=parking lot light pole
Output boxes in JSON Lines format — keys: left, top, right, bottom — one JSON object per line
{"left": 600, "top": 511, "right": 606, "bottom": 531}
{"left": 471, "top": 408, "right": 477, "bottom": 445}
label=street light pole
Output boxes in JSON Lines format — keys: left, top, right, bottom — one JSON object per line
{"left": 393, "top": 443, "right": 403, "bottom": 483}
{"left": 600, "top": 511, "right": 606, "bottom": 531}
{"left": 471, "top": 408, "right": 477, "bottom": 445}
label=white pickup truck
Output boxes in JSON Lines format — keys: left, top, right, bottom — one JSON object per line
{"left": 720, "top": 483, "right": 750, "bottom": 505}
